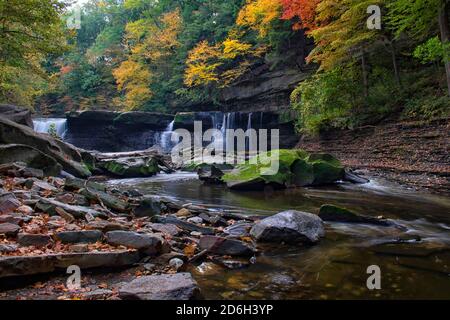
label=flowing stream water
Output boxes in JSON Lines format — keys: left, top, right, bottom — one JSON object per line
{"left": 109, "top": 173, "right": 450, "bottom": 300}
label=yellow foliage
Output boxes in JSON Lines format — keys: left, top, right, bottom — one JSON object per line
{"left": 113, "top": 60, "right": 152, "bottom": 110}
{"left": 236, "top": 0, "right": 283, "bottom": 37}
{"left": 185, "top": 41, "right": 223, "bottom": 87}
{"left": 114, "top": 9, "right": 182, "bottom": 110}
{"left": 222, "top": 38, "right": 253, "bottom": 59}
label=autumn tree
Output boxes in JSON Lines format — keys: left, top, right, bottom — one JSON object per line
{"left": 113, "top": 8, "right": 183, "bottom": 110}
{"left": 0, "top": 0, "right": 67, "bottom": 105}
{"left": 236, "top": 0, "right": 283, "bottom": 38}
{"left": 280, "top": 0, "right": 321, "bottom": 32}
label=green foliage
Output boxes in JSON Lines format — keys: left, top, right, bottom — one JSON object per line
{"left": 414, "top": 37, "right": 448, "bottom": 64}
{"left": 291, "top": 65, "right": 363, "bottom": 134}
{"left": 0, "top": 0, "right": 68, "bottom": 105}
{"left": 387, "top": 0, "right": 442, "bottom": 40}
{"left": 47, "top": 123, "right": 58, "bottom": 138}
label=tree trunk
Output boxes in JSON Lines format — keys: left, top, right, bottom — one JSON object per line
{"left": 361, "top": 50, "right": 369, "bottom": 98}
{"left": 438, "top": 0, "right": 450, "bottom": 96}
{"left": 390, "top": 42, "right": 401, "bottom": 87}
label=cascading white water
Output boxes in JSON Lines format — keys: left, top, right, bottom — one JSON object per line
{"left": 33, "top": 118, "right": 68, "bottom": 139}
{"left": 160, "top": 120, "right": 175, "bottom": 152}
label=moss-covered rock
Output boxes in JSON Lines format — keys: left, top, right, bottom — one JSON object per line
{"left": 182, "top": 162, "right": 234, "bottom": 172}
{"left": 100, "top": 157, "right": 160, "bottom": 178}
{"left": 223, "top": 149, "right": 344, "bottom": 191}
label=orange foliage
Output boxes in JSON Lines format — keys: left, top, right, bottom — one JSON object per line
{"left": 281, "top": 0, "right": 320, "bottom": 32}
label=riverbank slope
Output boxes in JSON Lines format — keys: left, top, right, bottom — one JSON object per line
{"left": 299, "top": 118, "right": 450, "bottom": 194}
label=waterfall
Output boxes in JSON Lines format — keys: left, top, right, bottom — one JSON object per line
{"left": 33, "top": 118, "right": 68, "bottom": 139}
{"left": 160, "top": 121, "right": 175, "bottom": 152}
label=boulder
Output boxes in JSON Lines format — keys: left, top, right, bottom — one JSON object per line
{"left": 134, "top": 196, "right": 165, "bottom": 217}
{"left": 119, "top": 273, "right": 201, "bottom": 300}
{"left": 0, "top": 118, "right": 90, "bottom": 178}
{"left": 0, "top": 193, "right": 21, "bottom": 215}
{"left": 151, "top": 216, "right": 215, "bottom": 235}
{"left": 319, "top": 205, "right": 394, "bottom": 226}
{"left": 250, "top": 210, "right": 325, "bottom": 244}
{"left": 223, "top": 149, "right": 344, "bottom": 191}
{"left": 0, "top": 145, "right": 62, "bottom": 177}
{"left": 198, "top": 165, "right": 225, "bottom": 185}
{"left": 105, "top": 231, "right": 163, "bottom": 255}
{"left": 99, "top": 157, "right": 160, "bottom": 178}
{"left": 0, "top": 251, "right": 140, "bottom": 278}
{"left": 80, "top": 188, "right": 129, "bottom": 212}
{"left": 17, "top": 233, "right": 52, "bottom": 247}
{"left": 36, "top": 197, "right": 107, "bottom": 220}
{"left": 223, "top": 222, "right": 254, "bottom": 237}
{"left": 64, "top": 177, "right": 106, "bottom": 192}
{"left": 0, "top": 104, "right": 33, "bottom": 127}
{"left": 0, "top": 223, "right": 20, "bottom": 237}
{"left": 199, "top": 236, "right": 256, "bottom": 257}
{"left": 55, "top": 230, "right": 103, "bottom": 244}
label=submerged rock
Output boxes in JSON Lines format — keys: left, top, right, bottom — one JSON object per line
{"left": 119, "top": 273, "right": 201, "bottom": 300}
{"left": 223, "top": 149, "right": 345, "bottom": 191}
{"left": 250, "top": 210, "right": 325, "bottom": 244}
{"left": 199, "top": 236, "right": 255, "bottom": 257}
{"left": 319, "top": 204, "right": 394, "bottom": 226}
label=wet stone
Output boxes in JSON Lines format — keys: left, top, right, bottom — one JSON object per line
{"left": 55, "top": 230, "right": 103, "bottom": 244}
{"left": 0, "top": 223, "right": 20, "bottom": 237}
{"left": 119, "top": 273, "right": 201, "bottom": 300}
{"left": 17, "top": 233, "right": 52, "bottom": 247}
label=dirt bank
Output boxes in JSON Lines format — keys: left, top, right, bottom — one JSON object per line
{"left": 299, "top": 118, "right": 450, "bottom": 194}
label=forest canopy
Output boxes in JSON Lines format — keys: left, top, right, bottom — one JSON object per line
{"left": 0, "top": 0, "right": 448, "bottom": 133}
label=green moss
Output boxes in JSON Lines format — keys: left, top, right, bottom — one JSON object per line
{"left": 174, "top": 112, "right": 195, "bottom": 124}
{"left": 102, "top": 158, "right": 160, "bottom": 178}
{"left": 223, "top": 149, "right": 344, "bottom": 189}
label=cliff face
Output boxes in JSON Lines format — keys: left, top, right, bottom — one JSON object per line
{"left": 177, "top": 33, "right": 314, "bottom": 114}
{"left": 218, "top": 65, "right": 314, "bottom": 113}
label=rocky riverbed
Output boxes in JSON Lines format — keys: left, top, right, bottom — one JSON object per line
{"left": 1, "top": 105, "right": 449, "bottom": 300}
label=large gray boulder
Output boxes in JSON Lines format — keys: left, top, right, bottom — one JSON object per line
{"left": 119, "top": 273, "right": 201, "bottom": 300}
{"left": 0, "top": 117, "right": 90, "bottom": 178}
{"left": 0, "top": 104, "right": 33, "bottom": 127}
{"left": 0, "top": 144, "right": 62, "bottom": 176}
{"left": 250, "top": 210, "right": 325, "bottom": 244}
